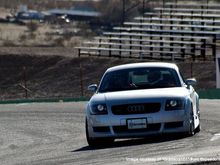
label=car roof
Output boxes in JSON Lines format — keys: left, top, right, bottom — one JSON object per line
{"left": 106, "top": 62, "right": 178, "bottom": 73}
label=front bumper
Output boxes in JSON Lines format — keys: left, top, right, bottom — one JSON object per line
{"left": 87, "top": 110, "right": 190, "bottom": 138}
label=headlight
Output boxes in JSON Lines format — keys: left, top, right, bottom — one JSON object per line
{"left": 165, "top": 99, "right": 184, "bottom": 111}
{"left": 90, "top": 104, "right": 108, "bottom": 115}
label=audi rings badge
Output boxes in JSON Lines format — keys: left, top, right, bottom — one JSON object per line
{"left": 127, "top": 105, "right": 145, "bottom": 113}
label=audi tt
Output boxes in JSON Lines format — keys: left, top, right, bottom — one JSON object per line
{"left": 85, "top": 62, "right": 200, "bottom": 147}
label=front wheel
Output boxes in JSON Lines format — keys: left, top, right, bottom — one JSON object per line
{"left": 195, "top": 108, "right": 201, "bottom": 133}
{"left": 188, "top": 110, "right": 195, "bottom": 136}
{"left": 195, "top": 123, "right": 201, "bottom": 133}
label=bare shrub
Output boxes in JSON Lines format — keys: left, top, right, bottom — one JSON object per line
{"left": 53, "top": 37, "right": 65, "bottom": 47}
{"left": 19, "top": 34, "right": 27, "bottom": 42}
{"left": 69, "top": 37, "right": 81, "bottom": 47}
{"left": 95, "top": 0, "right": 143, "bottom": 25}
{"left": 2, "top": 40, "right": 16, "bottom": 46}
{"left": 96, "top": 0, "right": 122, "bottom": 25}
{"left": 28, "top": 33, "right": 36, "bottom": 40}
{"left": 63, "top": 31, "right": 72, "bottom": 41}
{"left": 76, "top": 22, "right": 96, "bottom": 38}
{"left": 44, "top": 34, "right": 53, "bottom": 42}
{"left": 26, "top": 22, "right": 39, "bottom": 33}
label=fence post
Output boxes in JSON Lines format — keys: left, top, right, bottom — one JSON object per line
{"left": 212, "top": 35, "right": 217, "bottom": 61}
{"left": 201, "top": 39, "right": 206, "bottom": 61}
{"left": 23, "top": 66, "right": 28, "bottom": 98}
{"left": 79, "top": 59, "right": 84, "bottom": 97}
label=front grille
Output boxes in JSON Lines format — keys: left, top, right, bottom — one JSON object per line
{"left": 111, "top": 103, "right": 161, "bottom": 115}
{"left": 164, "top": 122, "right": 183, "bottom": 129}
{"left": 113, "top": 123, "right": 161, "bottom": 134}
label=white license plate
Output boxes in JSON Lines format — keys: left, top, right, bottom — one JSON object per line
{"left": 127, "top": 119, "right": 147, "bottom": 129}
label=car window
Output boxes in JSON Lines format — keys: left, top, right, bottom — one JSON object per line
{"left": 99, "top": 67, "right": 181, "bottom": 93}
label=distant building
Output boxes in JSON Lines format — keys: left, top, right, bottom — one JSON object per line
{"left": 8, "top": 5, "right": 101, "bottom": 25}
{"left": 16, "top": 5, "right": 44, "bottom": 21}
{"left": 47, "top": 6, "right": 101, "bottom": 21}
{"left": 16, "top": 10, "right": 45, "bottom": 21}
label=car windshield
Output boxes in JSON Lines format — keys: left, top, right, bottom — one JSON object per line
{"left": 99, "top": 67, "right": 181, "bottom": 93}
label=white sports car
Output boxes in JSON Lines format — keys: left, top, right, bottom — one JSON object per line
{"left": 85, "top": 62, "right": 200, "bottom": 147}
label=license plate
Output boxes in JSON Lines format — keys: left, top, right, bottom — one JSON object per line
{"left": 127, "top": 119, "right": 147, "bottom": 129}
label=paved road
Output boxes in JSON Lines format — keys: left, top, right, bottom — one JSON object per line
{"left": 0, "top": 100, "right": 220, "bottom": 165}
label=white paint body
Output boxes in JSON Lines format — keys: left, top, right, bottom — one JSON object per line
{"left": 86, "top": 63, "right": 200, "bottom": 140}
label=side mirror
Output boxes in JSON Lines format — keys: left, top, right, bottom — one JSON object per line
{"left": 186, "top": 78, "right": 197, "bottom": 86}
{"left": 88, "top": 84, "right": 98, "bottom": 92}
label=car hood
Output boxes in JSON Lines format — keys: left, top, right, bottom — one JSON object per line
{"left": 90, "top": 87, "right": 190, "bottom": 104}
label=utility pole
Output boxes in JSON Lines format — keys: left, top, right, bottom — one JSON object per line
{"left": 122, "top": 0, "right": 125, "bottom": 24}
{"left": 143, "top": 0, "right": 145, "bottom": 15}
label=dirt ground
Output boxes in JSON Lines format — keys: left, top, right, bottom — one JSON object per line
{"left": 0, "top": 47, "right": 216, "bottom": 100}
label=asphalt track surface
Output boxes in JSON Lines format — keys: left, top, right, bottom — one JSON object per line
{"left": 0, "top": 100, "right": 220, "bottom": 165}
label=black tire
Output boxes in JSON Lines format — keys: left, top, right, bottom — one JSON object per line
{"left": 188, "top": 110, "right": 195, "bottom": 136}
{"left": 195, "top": 123, "right": 201, "bottom": 133}
{"left": 195, "top": 109, "right": 201, "bottom": 133}
{"left": 85, "top": 119, "right": 114, "bottom": 147}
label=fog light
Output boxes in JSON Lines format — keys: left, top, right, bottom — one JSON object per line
{"left": 97, "top": 104, "right": 105, "bottom": 111}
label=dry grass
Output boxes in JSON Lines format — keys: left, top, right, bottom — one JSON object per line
{"left": 0, "top": 22, "right": 85, "bottom": 47}
{"left": 0, "top": 24, "right": 26, "bottom": 41}
{"left": 0, "top": 7, "right": 10, "bottom": 18}
{"left": 0, "top": 54, "right": 216, "bottom": 100}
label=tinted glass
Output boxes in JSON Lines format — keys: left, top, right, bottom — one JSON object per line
{"left": 99, "top": 67, "right": 181, "bottom": 93}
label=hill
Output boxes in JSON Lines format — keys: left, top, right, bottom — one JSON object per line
{"left": 0, "top": 48, "right": 216, "bottom": 100}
